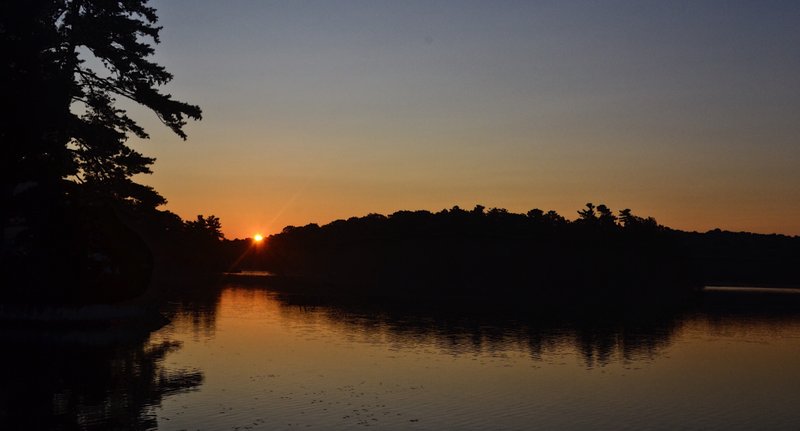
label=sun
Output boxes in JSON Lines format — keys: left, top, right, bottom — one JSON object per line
{"left": 253, "top": 234, "right": 264, "bottom": 242}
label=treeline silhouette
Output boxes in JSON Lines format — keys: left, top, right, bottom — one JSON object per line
{"left": 678, "top": 228, "right": 800, "bottom": 288}
{"left": 229, "top": 204, "right": 800, "bottom": 300}
{"left": 230, "top": 204, "right": 695, "bottom": 301}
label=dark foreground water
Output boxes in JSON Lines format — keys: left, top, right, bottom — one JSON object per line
{"left": 2, "top": 283, "right": 799, "bottom": 430}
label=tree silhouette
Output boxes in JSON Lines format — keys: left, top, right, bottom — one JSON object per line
{"left": 185, "top": 215, "right": 224, "bottom": 242}
{"left": 618, "top": 208, "right": 659, "bottom": 231}
{"left": 2, "top": 0, "right": 201, "bottom": 303}
{"left": 2, "top": 0, "right": 201, "bottom": 210}
{"left": 577, "top": 203, "right": 597, "bottom": 222}
{"left": 596, "top": 204, "right": 617, "bottom": 228}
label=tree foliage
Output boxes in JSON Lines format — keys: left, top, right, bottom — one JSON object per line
{"left": 2, "top": 0, "right": 201, "bottom": 208}
{"left": 185, "top": 215, "right": 224, "bottom": 242}
{"left": 1, "top": 0, "right": 202, "bottom": 303}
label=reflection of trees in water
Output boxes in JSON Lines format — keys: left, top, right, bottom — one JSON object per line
{"left": 694, "top": 288, "right": 800, "bottom": 337}
{"left": 161, "top": 279, "right": 227, "bottom": 339}
{"left": 156, "top": 282, "right": 800, "bottom": 373}
{"left": 568, "top": 318, "right": 678, "bottom": 367}
{"left": 273, "top": 294, "right": 687, "bottom": 368}
{"left": 265, "top": 287, "right": 800, "bottom": 367}
{"left": 167, "top": 299, "right": 219, "bottom": 340}
{"left": 0, "top": 328, "right": 202, "bottom": 430}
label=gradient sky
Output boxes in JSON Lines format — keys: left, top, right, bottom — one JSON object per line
{"left": 127, "top": 0, "right": 800, "bottom": 238}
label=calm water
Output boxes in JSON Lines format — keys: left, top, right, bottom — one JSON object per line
{"left": 2, "top": 283, "right": 800, "bottom": 430}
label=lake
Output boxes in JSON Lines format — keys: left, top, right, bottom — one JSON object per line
{"left": 2, "top": 283, "right": 799, "bottom": 430}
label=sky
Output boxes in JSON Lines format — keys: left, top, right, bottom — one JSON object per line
{"left": 128, "top": 0, "right": 800, "bottom": 239}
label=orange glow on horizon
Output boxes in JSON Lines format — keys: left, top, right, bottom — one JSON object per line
{"left": 253, "top": 234, "right": 264, "bottom": 242}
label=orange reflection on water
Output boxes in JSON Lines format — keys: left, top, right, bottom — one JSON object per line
{"left": 156, "top": 285, "right": 800, "bottom": 430}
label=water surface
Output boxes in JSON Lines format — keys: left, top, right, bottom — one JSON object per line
{"left": 2, "top": 284, "right": 799, "bottom": 430}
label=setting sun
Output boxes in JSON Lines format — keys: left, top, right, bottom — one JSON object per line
{"left": 253, "top": 234, "right": 264, "bottom": 242}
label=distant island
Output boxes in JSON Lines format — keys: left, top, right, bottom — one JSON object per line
{"left": 225, "top": 203, "right": 800, "bottom": 301}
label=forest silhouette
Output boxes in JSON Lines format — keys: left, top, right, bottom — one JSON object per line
{"left": 229, "top": 204, "right": 800, "bottom": 301}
